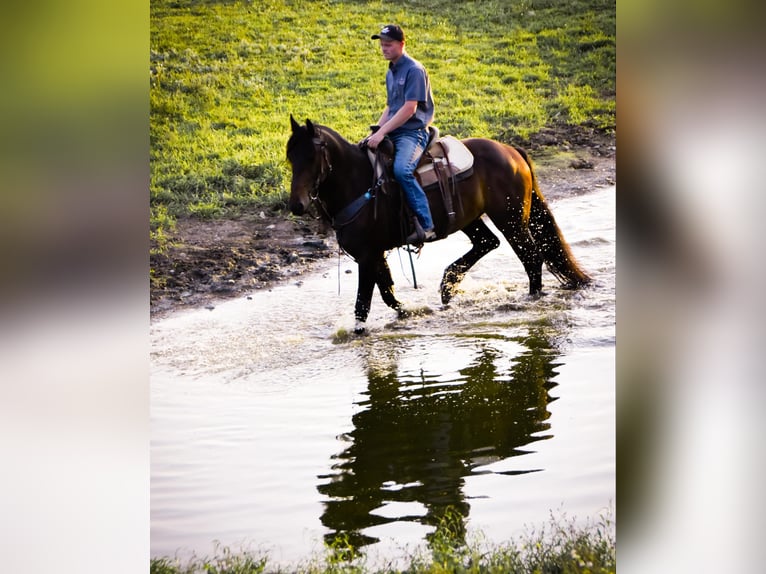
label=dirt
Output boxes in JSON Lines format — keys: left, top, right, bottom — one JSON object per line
{"left": 150, "top": 125, "right": 615, "bottom": 319}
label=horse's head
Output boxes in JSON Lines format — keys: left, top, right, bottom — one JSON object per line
{"left": 286, "top": 115, "right": 330, "bottom": 216}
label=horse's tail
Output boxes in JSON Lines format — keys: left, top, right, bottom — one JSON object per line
{"left": 515, "top": 146, "right": 592, "bottom": 288}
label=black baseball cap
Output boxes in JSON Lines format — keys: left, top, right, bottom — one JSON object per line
{"left": 371, "top": 24, "right": 404, "bottom": 42}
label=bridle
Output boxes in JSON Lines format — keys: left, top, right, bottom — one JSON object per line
{"left": 308, "top": 129, "right": 332, "bottom": 204}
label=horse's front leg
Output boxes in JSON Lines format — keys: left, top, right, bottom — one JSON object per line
{"left": 354, "top": 260, "right": 376, "bottom": 334}
{"left": 375, "top": 255, "right": 408, "bottom": 318}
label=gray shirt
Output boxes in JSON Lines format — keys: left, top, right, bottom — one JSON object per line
{"left": 385, "top": 53, "right": 434, "bottom": 133}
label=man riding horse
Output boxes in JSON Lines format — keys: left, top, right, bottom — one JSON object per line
{"left": 364, "top": 24, "right": 436, "bottom": 245}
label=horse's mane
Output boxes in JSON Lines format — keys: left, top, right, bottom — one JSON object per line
{"left": 315, "top": 124, "right": 363, "bottom": 157}
{"left": 287, "top": 119, "right": 360, "bottom": 159}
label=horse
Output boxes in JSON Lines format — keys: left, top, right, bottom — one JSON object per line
{"left": 286, "top": 116, "right": 591, "bottom": 333}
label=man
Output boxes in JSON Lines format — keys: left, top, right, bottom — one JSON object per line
{"left": 365, "top": 24, "right": 436, "bottom": 244}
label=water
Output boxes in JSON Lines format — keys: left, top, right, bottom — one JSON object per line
{"left": 151, "top": 186, "right": 615, "bottom": 566}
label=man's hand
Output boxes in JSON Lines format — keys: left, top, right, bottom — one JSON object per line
{"left": 366, "top": 101, "right": 417, "bottom": 149}
{"left": 365, "top": 130, "right": 386, "bottom": 150}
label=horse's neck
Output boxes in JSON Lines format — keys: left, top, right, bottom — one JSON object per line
{"left": 322, "top": 137, "right": 372, "bottom": 213}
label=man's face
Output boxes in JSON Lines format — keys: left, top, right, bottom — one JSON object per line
{"left": 379, "top": 39, "right": 404, "bottom": 62}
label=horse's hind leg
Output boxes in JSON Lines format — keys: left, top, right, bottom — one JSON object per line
{"left": 513, "top": 232, "right": 544, "bottom": 295}
{"left": 491, "top": 218, "right": 544, "bottom": 295}
{"left": 440, "top": 218, "right": 500, "bottom": 305}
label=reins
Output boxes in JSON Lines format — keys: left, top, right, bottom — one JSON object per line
{"left": 308, "top": 132, "right": 385, "bottom": 231}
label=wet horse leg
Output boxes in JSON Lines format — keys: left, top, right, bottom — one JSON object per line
{"left": 354, "top": 259, "right": 376, "bottom": 333}
{"left": 440, "top": 218, "right": 500, "bottom": 304}
{"left": 491, "top": 217, "right": 544, "bottom": 295}
{"left": 374, "top": 255, "right": 407, "bottom": 318}
{"left": 354, "top": 253, "right": 403, "bottom": 334}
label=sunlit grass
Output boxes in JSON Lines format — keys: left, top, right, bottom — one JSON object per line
{"left": 150, "top": 0, "right": 614, "bottom": 239}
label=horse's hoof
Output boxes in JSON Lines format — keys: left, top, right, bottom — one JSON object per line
{"left": 441, "top": 289, "right": 459, "bottom": 305}
{"left": 440, "top": 282, "right": 462, "bottom": 305}
{"left": 563, "top": 279, "right": 590, "bottom": 290}
{"left": 396, "top": 307, "right": 412, "bottom": 319}
{"left": 354, "top": 320, "right": 367, "bottom": 335}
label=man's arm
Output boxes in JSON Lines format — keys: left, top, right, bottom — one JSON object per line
{"left": 366, "top": 101, "right": 418, "bottom": 149}
{"left": 375, "top": 106, "right": 390, "bottom": 128}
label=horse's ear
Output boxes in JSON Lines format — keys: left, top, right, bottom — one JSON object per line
{"left": 305, "top": 118, "right": 316, "bottom": 137}
{"left": 290, "top": 114, "right": 300, "bottom": 133}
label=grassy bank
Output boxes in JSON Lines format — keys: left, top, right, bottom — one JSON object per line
{"left": 151, "top": 507, "right": 615, "bottom": 573}
{"left": 150, "top": 0, "right": 614, "bottom": 245}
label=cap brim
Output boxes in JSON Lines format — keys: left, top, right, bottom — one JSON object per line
{"left": 371, "top": 34, "right": 398, "bottom": 41}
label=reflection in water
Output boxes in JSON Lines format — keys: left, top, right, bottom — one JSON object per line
{"left": 317, "top": 327, "right": 561, "bottom": 551}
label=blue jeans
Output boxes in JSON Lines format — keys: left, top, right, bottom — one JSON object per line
{"left": 389, "top": 128, "right": 433, "bottom": 230}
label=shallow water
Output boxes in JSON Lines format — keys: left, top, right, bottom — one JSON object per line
{"left": 151, "top": 186, "right": 615, "bottom": 566}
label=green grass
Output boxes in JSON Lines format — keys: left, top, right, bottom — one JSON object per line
{"left": 150, "top": 0, "right": 615, "bottom": 236}
{"left": 150, "top": 506, "right": 615, "bottom": 573}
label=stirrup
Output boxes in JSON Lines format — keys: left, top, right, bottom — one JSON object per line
{"left": 405, "top": 227, "right": 435, "bottom": 245}
{"left": 405, "top": 226, "right": 425, "bottom": 245}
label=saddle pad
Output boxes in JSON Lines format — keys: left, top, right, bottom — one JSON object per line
{"left": 416, "top": 136, "right": 474, "bottom": 188}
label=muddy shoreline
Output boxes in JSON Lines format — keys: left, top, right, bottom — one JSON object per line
{"left": 150, "top": 127, "right": 614, "bottom": 319}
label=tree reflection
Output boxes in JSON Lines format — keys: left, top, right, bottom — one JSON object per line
{"left": 317, "top": 327, "right": 561, "bottom": 552}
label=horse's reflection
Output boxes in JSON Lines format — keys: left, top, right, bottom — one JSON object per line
{"left": 317, "top": 328, "right": 561, "bottom": 551}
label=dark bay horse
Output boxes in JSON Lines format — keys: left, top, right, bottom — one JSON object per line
{"left": 287, "top": 116, "right": 590, "bottom": 333}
